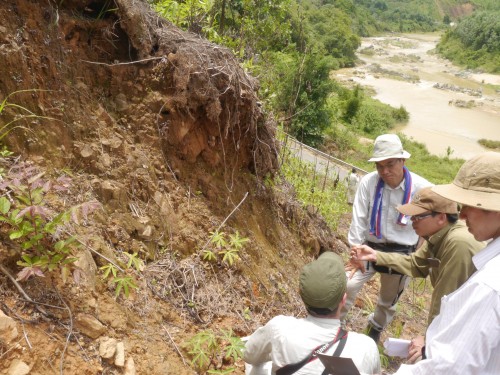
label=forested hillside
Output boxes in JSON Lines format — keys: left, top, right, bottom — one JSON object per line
{"left": 437, "top": 9, "right": 500, "bottom": 73}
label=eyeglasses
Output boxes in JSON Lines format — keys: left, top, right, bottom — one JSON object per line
{"left": 375, "top": 159, "right": 402, "bottom": 172}
{"left": 411, "top": 212, "right": 435, "bottom": 222}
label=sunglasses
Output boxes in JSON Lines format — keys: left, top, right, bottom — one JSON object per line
{"left": 411, "top": 212, "right": 435, "bottom": 222}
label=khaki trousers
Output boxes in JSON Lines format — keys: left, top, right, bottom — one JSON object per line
{"left": 340, "top": 261, "right": 409, "bottom": 330}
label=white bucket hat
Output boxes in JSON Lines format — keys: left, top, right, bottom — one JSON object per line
{"left": 432, "top": 152, "right": 500, "bottom": 212}
{"left": 368, "top": 134, "right": 411, "bottom": 162}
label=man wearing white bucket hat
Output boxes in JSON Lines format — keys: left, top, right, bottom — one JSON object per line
{"left": 342, "top": 134, "right": 432, "bottom": 342}
{"left": 394, "top": 151, "right": 500, "bottom": 374}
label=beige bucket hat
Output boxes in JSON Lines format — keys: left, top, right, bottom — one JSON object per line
{"left": 432, "top": 152, "right": 500, "bottom": 212}
{"left": 397, "top": 187, "right": 458, "bottom": 216}
{"left": 368, "top": 134, "right": 411, "bottom": 162}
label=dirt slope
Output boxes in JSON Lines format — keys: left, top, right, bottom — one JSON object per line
{"left": 0, "top": 1, "right": 345, "bottom": 374}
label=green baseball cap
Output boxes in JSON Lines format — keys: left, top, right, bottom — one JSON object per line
{"left": 299, "top": 252, "right": 346, "bottom": 311}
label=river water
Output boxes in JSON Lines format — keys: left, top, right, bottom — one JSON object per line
{"left": 334, "top": 33, "right": 500, "bottom": 160}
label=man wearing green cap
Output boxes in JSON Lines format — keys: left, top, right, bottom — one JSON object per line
{"left": 351, "top": 186, "right": 483, "bottom": 363}
{"left": 393, "top": 152, "right": 500, "bottom": 374}
{"left": 243, "top": 251, "right": 380, "bottom": 375}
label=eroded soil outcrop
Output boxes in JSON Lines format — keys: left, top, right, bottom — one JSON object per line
{"left": 0, "top": 1, "right": 344, "bottom": 373}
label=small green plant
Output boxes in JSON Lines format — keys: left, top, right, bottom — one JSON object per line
{"left": 0, "top": 162, "right": 101, "bottom": 282}
{"left": 390, "top": 319, "right": 405, "bottom": 338}
{"left": 99, "top": 254, "right": 141, "bottom": 299}
{"left": 185, "top": 328, "right": 245, "bottom": 374}
{"left": 201, "top": 230, "right": 249, "bottom": 267}
{"left": 100, "top": 263, "right": 118, "bottom": 279}
{"left": 0, "top": 146, "right": 13, "bottom": 157}
{"left": 242, "top": 307, "right": 252, "bottom": 320}
{"left": 113, "top": 276, "right": 138, "bottom": 298}
{"left": 202, "top": 249, "right": 217, "bottom": 262}
{"left": 0, "top": 89, "right": 53, "bottom": 141}
{"left": 124, "top": 252, "right": 144, "bottom": 272}
{"left": 379, "top": 350, "right": 390, "bottom": 368}
{"left": 360, "top": 292, "right": 376, "bottom": 316}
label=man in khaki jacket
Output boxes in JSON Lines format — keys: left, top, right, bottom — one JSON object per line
{"left": 351, "top": 187, "right": 483, "bottom": 362}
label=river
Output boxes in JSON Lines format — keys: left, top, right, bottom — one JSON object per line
{"left": 334, "top": 33, "right": 500, "bottom": 160}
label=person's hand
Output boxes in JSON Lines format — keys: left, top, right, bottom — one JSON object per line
{"left": 345, "top": 258, "right": 364, "bottom": 279}
{"left": 407, "top": 335, "right": 425, "bottom": 364}
{"left": 353, "top": 244, "right": 377, "bottom": 262}
{"left": 346, "top": 246, "right": 366, "bottom": 278}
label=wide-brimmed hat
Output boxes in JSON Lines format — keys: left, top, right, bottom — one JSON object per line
{"left": 299, "top": 252, "right": 346, "bottom": 311}
{"left": 397, "top": 186, "right": 458, "bottom": 216}
{"left": 432, "top": 152, "right": 500, "bottom": 212}
{"left": 368, "top": 134, "right": 411, "bottom": 162}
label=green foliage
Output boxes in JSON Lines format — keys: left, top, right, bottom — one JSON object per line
{"left": 201, "top": 230, "right": 249, "bottom": 266}
{"left": 437, "top": 10, "right": 500, "bottom": 73}
{"left": 151, "top": 0, "right": 292, "bottom": 57}
{"left": 125, "top": 252, "right": 145, "bottom": 272}
{"left": 354, "top": 0, "right": 443, "bottom": 32}
{"left": 100, "top": 263, "right": 118, "bottom": 279}
{"left": 257, "top": 50, "right": 337, "bottom": 147}
{"left": 478, "top": 138, "right": 500, "bottom": 150}
{"left": 0, "top": 162, "right": 101, "bottom": 282}
{"left": 279, "top": 143, "right": 351, "bottom": 231}
{"left": 99, "top": 254, "right": 142, "bottom": 299}
{"left": 350, "top": 97, "right": 408, "bottom": 136}
{"left": 295, "top": 2, "right": 361, "bottom": 64}
{"left": 185, "top": 328, "right": 244, "bottom": 373}
{"left": 0, "top": 89, "right": 53, "bottom": 141}
{"left": 113, "top": 276, "right": 138, "bottom": 298}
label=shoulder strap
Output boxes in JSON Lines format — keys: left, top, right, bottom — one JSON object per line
{"left": 321, "top": 330, "right": 348, "bottom": 375}
{"left": 276, "top": 328, "right": 348, "bottom": 375}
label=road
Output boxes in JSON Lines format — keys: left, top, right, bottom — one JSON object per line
{"left": 281, "top": 132, "right": 368, "bottom": 183}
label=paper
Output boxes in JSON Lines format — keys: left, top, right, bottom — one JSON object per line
{"left": 383, "top": 338, "right": 411, "bottom": 358}
{"left": 317, "top": 354, "right": 361, "bottom": 375}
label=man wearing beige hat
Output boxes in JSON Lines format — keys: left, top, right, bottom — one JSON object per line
{"left": 393, "top": 152, "right": 500, "bottom": 374}
{"left": 342, "top": 134, "right": 432, "bottom": 342}
{"left": 351, "top": 186, "right": 483, "bottom": 362}
{"left": 244, "top": 251, "right": 380, "bottom": 375}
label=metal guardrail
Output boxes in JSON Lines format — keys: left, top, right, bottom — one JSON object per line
{"left": 279, "top": 131, "right": 369, "bottom": 176}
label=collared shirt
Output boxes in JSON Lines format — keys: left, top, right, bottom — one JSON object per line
{"left": 395, "top": 237, "right": 500, "bottom": 374}
{"left": 348, "top": 171, "right": 432, "bottom": 246}
{"left": 243, "top": 315, "right": 381, "bottom": 375}
{"left": 375, "top": 221, "right": 484, "bottom": 324}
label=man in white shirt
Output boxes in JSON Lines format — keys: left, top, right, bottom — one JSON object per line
{"left": 342, "top": 134, "right": 432, "bottom": 342}
{"left": 243, "top": 251, "right": 381, "bottom": 375}
{"left": 395, "top": 151, "right": 500, "bottom": 374}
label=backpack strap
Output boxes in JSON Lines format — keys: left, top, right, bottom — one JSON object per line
{"left": 276, "top": 328, "right": 348, "bottom": 375}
